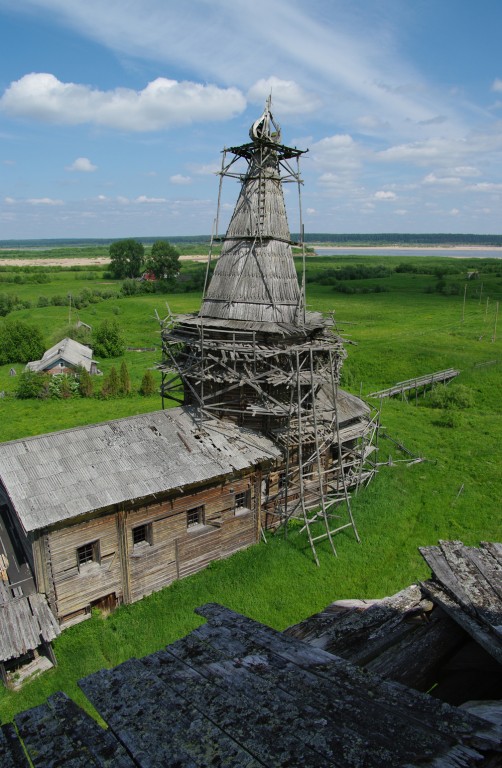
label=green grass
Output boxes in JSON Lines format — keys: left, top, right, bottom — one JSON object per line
{"left": 0, "top": 253, "right": 501, "bottom": 721}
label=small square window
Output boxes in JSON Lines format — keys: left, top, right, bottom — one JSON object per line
{"left": 133, "top": 524, "right": 152, "bottom": 547}
{"left": 187, "top": 505, "right": 204, "bottom": 529}
{"left": 77, "top": 540, "right": 99, "bottom": 568}
{"left": 235, "top": 490, "right": 249, "bottom": 509}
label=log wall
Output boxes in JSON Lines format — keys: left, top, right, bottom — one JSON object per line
{"left": 41, "top": 473, "right": 258, "bottom": 622}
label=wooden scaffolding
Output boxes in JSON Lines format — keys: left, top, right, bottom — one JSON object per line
{"left": 159, "top": 99, "right": 377, "bottom": 563}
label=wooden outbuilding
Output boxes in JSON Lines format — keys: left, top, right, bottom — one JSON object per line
{"left": 0, "top": 408, "right": 280, "bottom": 625}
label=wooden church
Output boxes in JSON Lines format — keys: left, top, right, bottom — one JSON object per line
{"left": 0, "top": 102, "right": 374, "bottom": 639}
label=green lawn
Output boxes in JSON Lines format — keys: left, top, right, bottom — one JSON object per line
{"left": 0, "top": 254, "right": 501, "bottom": 722}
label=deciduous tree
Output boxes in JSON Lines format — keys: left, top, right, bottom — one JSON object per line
{"left": 109, "top": 239, "right": 145, "bottom": 279}
{"left": 146, "top": 240, "right": 180, "bottom": 281}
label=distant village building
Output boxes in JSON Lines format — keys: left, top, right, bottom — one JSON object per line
{"left": 25, "top": 337, "right": 99, "bottom": 375}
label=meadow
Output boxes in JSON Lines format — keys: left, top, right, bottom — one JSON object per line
{"left": 0, "top": 251, "right": 501, "bottom": 722}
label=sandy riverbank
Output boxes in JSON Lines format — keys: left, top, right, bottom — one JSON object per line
{"left": 0, "top": 254, "right": 209, "bottom": 267}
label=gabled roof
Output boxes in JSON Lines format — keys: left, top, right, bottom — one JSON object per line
{"left": 26, "top": 338, "right": 96, "bottom": 372}
{"left": 0, "top": 408, "right": 281, "bottom": 533}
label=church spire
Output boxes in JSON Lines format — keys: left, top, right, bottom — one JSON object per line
{"left": 199, "top": 99, "right": 306, "bottom": 327}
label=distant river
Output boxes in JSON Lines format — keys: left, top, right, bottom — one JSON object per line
{"left": 314, "top": 246, "right": 502, "bottom": 259}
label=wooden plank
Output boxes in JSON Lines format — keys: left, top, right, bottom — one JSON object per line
{"left": 15, "top": 691, "right": 135, "bottom": 768}
{"left": 195, "top": 604, "right": 501, "bottom": 754}
{"left": 420, "top": 580, "right": 502, "bottom": 665}
{"left": 80, "top": 658, "right": 266, "bottom": 768}
{"left": 0, "top": 724, "right": 30, "bottom": 768}
{"left": 421, "top": 541, "right": 502, "bottom": 636}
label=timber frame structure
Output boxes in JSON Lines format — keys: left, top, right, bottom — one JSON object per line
{"left": 160, "top": 99, "right": 377, "bottom": 564}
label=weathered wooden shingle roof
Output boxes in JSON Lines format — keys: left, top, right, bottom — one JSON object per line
{"left": 200, "top": 103, "right": 304, "bottom": 327}
{"left": 285, "top": 541, "right": 502, "bottom": 706}
{"left": 0, "top": 586, "right": 60, "bottom": 663}
{"left": 2, "top": 602, "right": 500, "bottom": 767}
{"left": 0, "top": 407, "right": 281, "bottom": 533}
{"left": 26, "top": 337, "right": 96, "bottom": 372}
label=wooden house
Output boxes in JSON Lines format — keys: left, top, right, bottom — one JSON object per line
{"left": 25, "top": 337, "right": 99, "bottom": 375}
{"left": 0, "top": 408, "right": 280, "bottom": 625}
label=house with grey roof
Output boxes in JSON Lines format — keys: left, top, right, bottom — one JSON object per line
{"left": 26, "top": 337, "right": 99, "bottom": 375}
{"left": 0, "top": 408, "right": 280, "bottom": 625}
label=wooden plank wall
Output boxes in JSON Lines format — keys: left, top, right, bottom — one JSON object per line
{"left": 47, "top": 515, "right": 123, "bottom": 620}
{"left": 45, "top": 474, "right": 258, "bottom": 621}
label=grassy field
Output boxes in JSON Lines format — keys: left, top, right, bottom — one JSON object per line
{"left": 0, "top": 252, "right": 501, "bottom": 722}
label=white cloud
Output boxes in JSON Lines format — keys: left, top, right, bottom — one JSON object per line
{"left": 4, "top": 196, "right": 16, "bottom": 204}
{"left": 467, "top": 182, "right": 502, "bottom": 192}
{"left": 170, "top": 174, "right": 191, "bottom": 185}
{"left": 27, "top": 197, "right": 64, "bottom": 205}
{"left": 66, "top": 156, "right": 97, "bottom": 172}
{"left": 247, "top": 77, "right": 321, "bottom": 115}
{"left": 450, "top": 208, "right": 460, "bottom": 216}
{"left": 1, "top": 73, "right": 246, "bottom": 131}
{"left": 423, "top": 173, "right": 461, "bottom": 186}
{"left": 374, "top": 190, "right": 396, "bottom": 200}
{"left": 491, "top": 78, "right": 502, "bottom": 92}
{"left": 135, "top": 195, "right": 167, "bottom": 203}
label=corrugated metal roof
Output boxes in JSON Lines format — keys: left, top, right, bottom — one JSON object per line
{"left": 0, "top": 408, "right": 281, "bottom": 533}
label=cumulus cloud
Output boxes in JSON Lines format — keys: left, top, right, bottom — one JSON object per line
{"left": 66, "top": 156, "right": 97, "bottom": 172}
{"left": 170, "top": 174, "right": 191, "bottom": 185}
{"left": 247, "top": 77, "right": 321, "bottom": 115}
{"left": 1, "top": 73, "right": 246, "bottom": 131}
{"left": 491, "top": 78, "right": 502, "bottom": 92}
{"left": 374, "top": 190, "right": 396, "bottom": 200}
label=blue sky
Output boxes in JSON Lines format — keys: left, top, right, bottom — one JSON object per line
{"left": 1, "top": 0, "right": 502, "bottom": 239}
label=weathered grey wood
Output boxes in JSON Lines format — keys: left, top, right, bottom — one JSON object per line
{"left": 421, "top": 580, "right": 502, "bottom": 665}
{"left": 15, "top": 691, "right": 135, "bottom": 767}
{"left": 420, "top": 541, "right": 502, "bottom": 640}
{"left": 0, "top": 723, "right": 30, "bottom": 768}
{"left": 195, "top": 604, "right": 501, "bottom": 762}
{"left": 81, "top": 658, "right": 262, "bottom": 768}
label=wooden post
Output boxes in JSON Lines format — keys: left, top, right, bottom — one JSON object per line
{"left": 493, "top": 301, "right": 499, "bottom": 343}
{"left": 462, "top": 283, "right": 467, "bottom": 323}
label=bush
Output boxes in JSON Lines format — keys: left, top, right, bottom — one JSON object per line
{"left": 139, "top": 369, "right": 156, "bottom": 396}
{"left": 15, "top": 371, "right": 47, "bottom": 399}
{"left": 0, "top": 318, "right": 45, "bottom": 365}
{"left": 428, "top": 383, "right": 474, "bottom": 410}
{"left": 78, "top": 367, "right": 94, "bottom": 398}
{"left": 118, "top": 361, "right": 131, "bottom": 396}
{"left": 48, "top": 374, "right": 79, "bottom": 399}
{"left": 101, "top": 365, "right": 120, "bottom": 398}
{"left": 93, "top": 319, "right": 125, "bottom": 358}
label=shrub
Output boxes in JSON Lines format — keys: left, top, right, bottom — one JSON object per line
{"left": 78, "top": 367, "right": 94, "bottom": 398}
{"left": 15, "top": 371, "right": 47, "bottom": 399}
{"left": 118, "top": 360, "right": 131, "bottom": 396}
{"left": 0, "top": 318, "right": 45, "bottom": 365}
{"left": 48, "top": 374, "right": 79, "bottom": 399}
{"left": 101, "top": 366, "right": 120, "bottom": 398}
{"left": 93, "top": 319, "right": 125, "bottom": 358}
{"left": 139, "top": 369, "right": 156, "bottom": 396}
{"left": 428, "top": 383, "right": 473, "bottom": 410}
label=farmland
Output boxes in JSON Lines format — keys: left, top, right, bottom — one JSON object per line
{"left": 0, "top": 249, "right": 501, "bottom": 721}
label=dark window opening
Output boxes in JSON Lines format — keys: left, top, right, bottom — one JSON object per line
{"left": 77, "top": 540, "right": 99, "bottom": 568}
{"left": 187, "top": 505, "right": 204, "bottom": 529}
{"left": 133, "top": 524, "right": 152, "bottom": 547}
{"left": 235, "top": 490, "right": 250, "bottom": 509}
